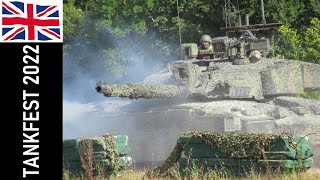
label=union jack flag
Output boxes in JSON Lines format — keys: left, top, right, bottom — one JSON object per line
{"left": 0, "top": 0, "right": 62, "bottom": 42}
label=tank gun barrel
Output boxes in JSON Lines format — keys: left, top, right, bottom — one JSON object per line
{"left": 96, "top": 81, "right": 181, "bottom": 99}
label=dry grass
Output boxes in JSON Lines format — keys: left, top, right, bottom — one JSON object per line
{"left": 121, "top": 169, "right": 320, "bottom": 180}
{"left": 63, "top": 168, "right": 320, "bottom": 180}
{"left": 114, "top": 170, "right": 145, "bottom": 180}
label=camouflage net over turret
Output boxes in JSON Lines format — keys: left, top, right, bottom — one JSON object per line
{"left": 143, "top": 131, "right": 314, "bottom": 179}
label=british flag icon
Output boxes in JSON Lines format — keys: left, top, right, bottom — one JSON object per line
{"left": 0, "top": 0, "right": 63, "bottom": 42}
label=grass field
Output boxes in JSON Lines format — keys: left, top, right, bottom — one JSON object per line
{"left": 63, "top": 167, "right": 320, "bottom": 180}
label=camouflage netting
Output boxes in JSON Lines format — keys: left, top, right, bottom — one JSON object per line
{"left": 63, "top": 133, "right": 132, "bottom": 177}
{"left": 101, "top": 133, "right": 119, "bottom": 174}
{"left": 143, "top": 131, "right": 304, "bottom": 179}
{"left": 184, "top": 131, "right": 288, "bottom": 159}
{"left": 77, "top": 139, "right": 95, "bottom": 178}
{"left": 96, "top": 82, "right": 180, "bottom": 99}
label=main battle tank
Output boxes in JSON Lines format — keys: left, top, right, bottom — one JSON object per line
{"left": 95, "top": 24, "right": 320, "bottom": 167}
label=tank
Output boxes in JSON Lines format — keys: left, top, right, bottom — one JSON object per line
{"left": 94, "top": 23, "right": 320, "bottom": 167}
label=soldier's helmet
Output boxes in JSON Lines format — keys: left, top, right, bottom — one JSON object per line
{"left": 200, "top": 35, "right": 211, "bottom": 49}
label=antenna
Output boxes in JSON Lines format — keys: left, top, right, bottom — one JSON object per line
{"left": 236, "top": 0, "right": 241, "bottom": 27}
{"left": 260, "top": 0, "right": 266, "bottom": 24}
{"left": 176, "top": 0, "right": 182, "bottom": 58}
{"left": 225, "top": 0, "right": 228, "bottom": 27}
{"left": 227, "top": 0, "right": 231, "bottom": 27}
{"left": 225, "top": 0, "right": 234, "bottom": 27}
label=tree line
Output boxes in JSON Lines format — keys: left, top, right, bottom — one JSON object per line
{"left": 63, "top": 0, "right": 319, "bottom": 83}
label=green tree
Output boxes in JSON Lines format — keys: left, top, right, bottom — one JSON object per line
{"left": 63, "top": 0, "right": 85, "bottom": 42}
{"left": 265, "top": 0, "right": 305, "bottom": 28}
{"left": 63, "top": 0, "right": 320, "bottom": 84}
{"left": 277, "top": 18, "right": 320, "bottom": 64}
{"left": 303, "top": 18, "right": 320, "bottom": 64}
{"left": 277, "top": 25, "right": 302, "bottom": 60}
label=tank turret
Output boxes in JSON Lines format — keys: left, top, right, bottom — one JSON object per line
{"left": 96, "top": 58, "right": 320, "bottom": 101}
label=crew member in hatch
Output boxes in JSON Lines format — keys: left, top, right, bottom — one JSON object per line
{"left": 197, "top": 34, "right": 214, "bottom": 60}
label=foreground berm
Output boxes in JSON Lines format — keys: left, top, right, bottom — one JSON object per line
{"left": 145, "top": 131, "right": 315, "bottom": 178}
{"left": 63, "top": 134, "right": 132, "bottom": 177}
